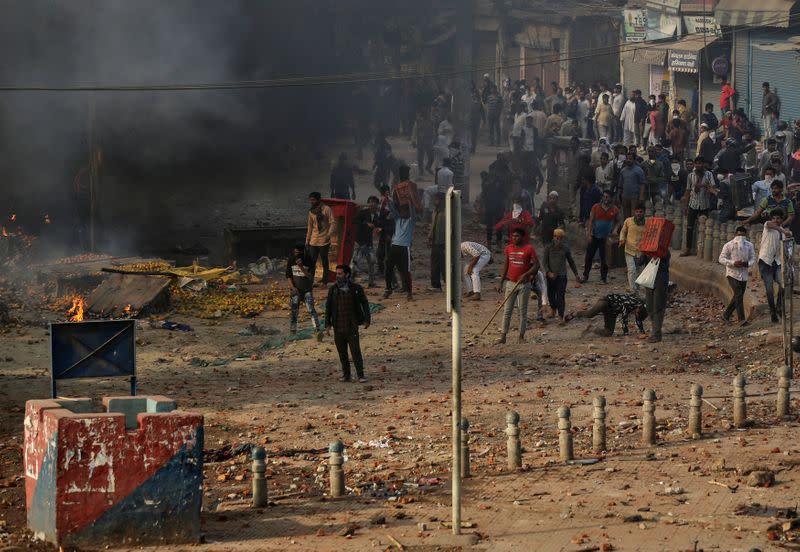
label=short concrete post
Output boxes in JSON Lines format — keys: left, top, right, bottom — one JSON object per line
{"left": 329, "top": 440, "right": 345, "bottom": 497}
{"left": 712, "top": 219, "right": 723, "bottom": 262}
{"left": 703, "top": 216, "right": 713, "bottom": 261}
{"left": 727, "top": 221, "right": 736, "bottom": 242}
{"left": 642, "top": 389, "right": 656, "bottom": 446}
{"left": 251, "top": 445, "right": 268, "bottom": 507}
{"left": 505, "top": 411, "right": 521, "bottom": 470}
{"left": 592, "top": 396, "right": 607, "bottom": 454}
{"left": 673, "top": 207, "right": 684, "bottom": 251}
{"left": 733, "top": 375, "right": 747, "bottom": 428}
{"left": 688, "top": 384, "right": 703, "bottom": 439}
{"left": 558, "top": 406, "right": 574, "bottom": 462}
{"left": 777, "top": 366, "right": 791, "bottom": 418}
{"left": 696, "top": 215, "right": 707, "bottom": 257}
{"left": 460, "top": 417, "right": 470, "bottom": 478}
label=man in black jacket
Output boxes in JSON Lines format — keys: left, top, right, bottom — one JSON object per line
{"left": 330, "top": 153, "right": 356, "bottom": 200}
{"left": 325, "top": 265, "right": 371, "bottom": 382}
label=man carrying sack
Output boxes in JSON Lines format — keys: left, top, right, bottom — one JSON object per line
{"left": 635, "top": 217, "right": 673, "bottom": 343}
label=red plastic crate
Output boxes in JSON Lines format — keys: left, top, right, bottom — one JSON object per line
{"left": 320, "top": 198, "right": 359, "bottom": 282}
{"left": 639, "top": 217, "right": 674, "bottom": 258}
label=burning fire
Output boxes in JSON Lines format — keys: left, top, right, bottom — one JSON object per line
{"left": 1, "top": 227, "right": 7, "bottom": 238}
{"left": 67, "top": 296, "right": 86, "bottom": 322}
{"left": 9, "top": 213, "right": 16, "bottom": 222}
{"left": 123, "top": 304, "right": 133, "bottom": 316}
{"left": 43, "top": 214, "right": 51, "bottom": 224}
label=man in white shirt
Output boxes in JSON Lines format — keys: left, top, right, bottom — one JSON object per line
{"left": 620, "top": 93, "right": 638, "bottom": 147}
{"left": 758, "top": 208, "right": 793, "bottom": 322}
{"left": 611, "top": 84, "right": 625, "bottom": 142}
{"left": 718, "top": 226, "right": 756, "bottom": 325}
{"left": 595, "top": 152, "right": 614, "bottom": 189}
{"left": 461, "top": 241, "right": 492, "bottom": 301}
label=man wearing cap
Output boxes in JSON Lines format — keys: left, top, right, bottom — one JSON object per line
{"left": 541, "top": 228, "right": 580, "bottom": 322}
{"left": 718, "top": 225, "right": 756, "bottom": 325}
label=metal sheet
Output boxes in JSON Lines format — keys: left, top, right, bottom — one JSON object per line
{"left": 715, "top": 0, "right": 794, "bottom": 28}
{"left": 50, "top": 320, "right": 136, "bottom": 396}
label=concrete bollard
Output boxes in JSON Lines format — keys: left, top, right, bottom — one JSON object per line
{"left": 733, "top": 375, "right": 747, "bottom": 428}
{"left": 460, "top": 417, "right": 470, "bottom": 479}
{"left": 688, "top": 384, "right": 703, "bottom": 439}
{"left": 703, "top": 216, "right": 713, "bottom": 261}
{"left": 251, "top": 446, "right": 268, "bottom": 507}
{"left": 673, "top": 207, "right": 684, "bottom": 251}
{"left": 329, "top": 440, "right": 345, "bottom": 497}
{"left": 642, "top": 390, "right": 657, "bottom": 446}
{"left": 696, "top": 215, "right": 707, "bottom": 257}
{"left": 777, "top": 366, "right": 792, "bottom": 418}
{"left": 506, "top": 411, "right": 521, "bottom": 471}
{"left": 712, "top": 219, "right": 723, "bottom": 263}
{"left": 727, "top": 221, "right": 736, "bottom": 242}
{"left": 592, "top": 396, "right": 607, "bottom": 454}
{"left": 558, "top": 406, "right": 574, "bottom": 462}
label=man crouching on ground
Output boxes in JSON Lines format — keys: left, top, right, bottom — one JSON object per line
{"left": 326, "top": 264, "right": 371, "bottom": 382}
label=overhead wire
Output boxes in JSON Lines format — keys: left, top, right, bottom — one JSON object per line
{"left": 0, "top": 12, "right": 793, "bottom": 92}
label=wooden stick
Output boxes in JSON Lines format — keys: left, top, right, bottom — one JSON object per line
{"left": 702, "top": 398, "right": 719, "bottom": 410}
{"left": 480, "top": 280, "right": 522, "bottom": 335}
{"left": 386, "top": 534, "right": 405, "bottom": 551}
{"left": 708, "top": 479, "right": 737, "bottom": 492}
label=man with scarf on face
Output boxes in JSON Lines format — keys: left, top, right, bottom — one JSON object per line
{"left": 306, "top": 192, "right": 336, "bottom": 286}
{"left": 495, "top": 194, "right": 535, "bottom": 244}
{"left": 326, "top": 265, "right": 371, "bottom": 382}
{"left": 752, "top": 166, "right": 777, "bottom": 208}
{"left": 680, "top": 157, "right": 717, "bottom": 256}
{"left": 718, "top": 226, "right": 756, "bottom": 325}
{"left": 286, "top": 244, "right": 323, "bottom": 339}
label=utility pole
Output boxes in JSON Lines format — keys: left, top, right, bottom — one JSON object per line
{"left": 445, "top": 187, "right": 462, "bottom": 535}
{"left": 454, "top": 0, "right": 474, "bottom": 203}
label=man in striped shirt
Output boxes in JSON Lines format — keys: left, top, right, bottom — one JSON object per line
{"left": 680, "top": 157, "right": 717, "bottom": 256}
{"left": 461, "top": 241, "right": 492, "bottom": 301}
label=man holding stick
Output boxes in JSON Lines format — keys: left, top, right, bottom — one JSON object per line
{"left": 495, "top": 228, "right": 539, "bottom": 344}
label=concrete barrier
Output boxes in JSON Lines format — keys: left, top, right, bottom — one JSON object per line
{"left": 24, "top": 395, "right": 203, "bottom": 548}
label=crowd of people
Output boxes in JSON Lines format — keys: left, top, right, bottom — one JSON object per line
{"left": 294, "top": 74, "right": 800, "bottom": 381}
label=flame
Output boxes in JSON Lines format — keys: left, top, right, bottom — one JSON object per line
{"left": 43, "top": 214, "right": 51, "bottom": 224}
{"left": 123, "top": 304, "right": 133, "bottom": 316}
{"left": 9, "top": 213, "right": 16, "bottom": 222}
{"left": 67, "top": 296, "right": 85, "bottom": 322}
{"left": 1, "top": 227, "right": 7, "bottom": 238}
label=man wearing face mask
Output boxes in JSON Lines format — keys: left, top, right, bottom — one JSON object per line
{"left": 757, "top": 209, "right": 792, "bottom": 322}
{"left": 495, "top": 194, "right": 535, "bottom": 244}
{"left": 668, "top": 157, "right": 688, "bottom": 204}
{"left": 752, "top": 167, "right": 776, "bottom": 208}
{"left": 718, "top": 226, "right": 756, "bottom": 325}
{"left": 680, "top": 156, "right": 717, "bottom": 256}
{"left": 643, "top": 147, "right": 665, "bottom": 212}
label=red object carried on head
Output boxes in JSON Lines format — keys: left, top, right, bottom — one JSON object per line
{"left": 639, "top": 217, "right": 674, "bottom": 258}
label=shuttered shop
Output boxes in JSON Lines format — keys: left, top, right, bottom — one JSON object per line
{"left": 749, "top": 31, "right": 800, "bottom": 124}
{"left": 733, "top": 30, "right": 751, "bottom": 115}
{"left": 622, "top": 56, "right": 652, "bottom": 95}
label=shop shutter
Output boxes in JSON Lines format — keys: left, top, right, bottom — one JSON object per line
{"left": 733, "top": 29, "right": 751, "bottom": 116}
{"left": 750, "top": 31, "right": 800, "bottom": 125}
{"left": 622, "top": 57, "right": 651, "bottom": 96}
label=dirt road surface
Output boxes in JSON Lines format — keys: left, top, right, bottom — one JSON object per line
{"left": 0, "top": 138, "right": 798, "bottom": 552}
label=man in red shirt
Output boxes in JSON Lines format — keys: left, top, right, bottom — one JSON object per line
{"left": 494, "top": 194, "right": 535, "bottom": 244}
{"left": 720, "top": 77, "right": 736, "bottom": 117}
{"left": 583, "top": 190, "right": 621, "bottom": 283}
{"left": 495, "top": 228, "right": 540, "bottom": 344}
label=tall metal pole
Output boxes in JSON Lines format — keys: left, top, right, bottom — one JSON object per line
{"left": 454, "top": 0, "right": 473, "bottom": 203}
{"left": 446, "top": 187, "right": 462, "bottom": 535}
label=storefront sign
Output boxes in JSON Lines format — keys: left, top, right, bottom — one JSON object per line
{"left": 649, "top": 64, "right": 670, "bottom": 97}
{"left": 624, "top": 9, "right": 648, "bottom": 42}
{"left": 683, "top": 15, "right": 721, "bottom": 36}
{"left": 668, "top": 50, "right": 699, "bottom": 71}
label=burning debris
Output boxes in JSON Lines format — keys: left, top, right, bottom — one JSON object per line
{"left": 66, "top": 296, "right": 85, "bottom": 322}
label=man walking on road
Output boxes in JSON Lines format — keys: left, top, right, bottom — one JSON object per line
{"left": 618, "top": 203, "right": 646, "bottom": 293}
{"left": 306, "top": 192, "right": 335, "bottom": 286}
{"left": 583, "top": 190, "right": 620, "bottom": 284}
{"left": 757, "top": 208, "right": 792, "bottom": 323}
{"left": 718, "top": 225, "right": 756, "bottom": 325}
{"left": 496, "top": 228, "right": 539, "bottom": 344}
{"left": 541, "top": 228, "right": 580, "bottom": 322}
{"left": 286, "top": 244, "right": 323, "bottom": 340}
{"left": 326, "top": 265, "right": 371, "bottom": 383}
